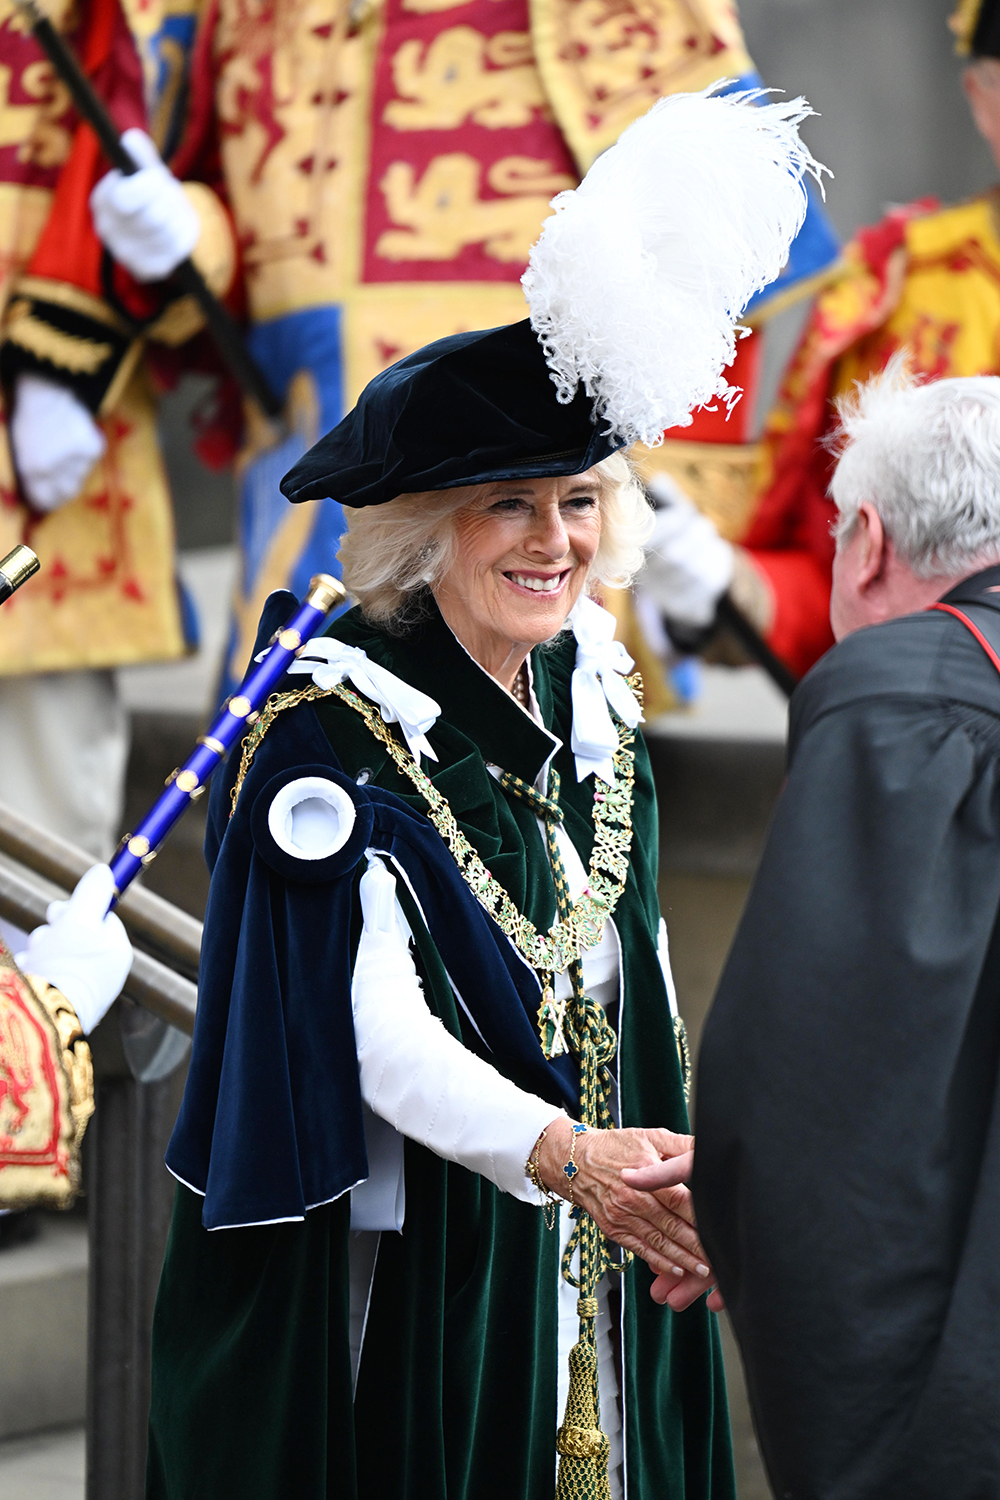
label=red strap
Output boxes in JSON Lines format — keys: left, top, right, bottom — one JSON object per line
{"left": 929, "top": 602, "right": 1000, "bottom": 677}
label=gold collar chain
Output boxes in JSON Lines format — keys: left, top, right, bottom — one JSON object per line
{"left": 231, "top": 676, "right": 640, "bottom": 977}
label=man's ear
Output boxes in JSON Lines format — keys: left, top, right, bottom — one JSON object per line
{"left": 855, "top": 503, "right": 887, "bottom": 591}
{"left": 964, "top": 64, "right": 989, "bottom": 135}
{"left": 963, "top": 60, "right": 1000, "bottom": 164}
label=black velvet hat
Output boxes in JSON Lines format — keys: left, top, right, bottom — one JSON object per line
{"left": 281, "top": 92, "right": 825, "bottom": 510}
{"left": 279, "top": 319, "right": 622, "bottom": 509}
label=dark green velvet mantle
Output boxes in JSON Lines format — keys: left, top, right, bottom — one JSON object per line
{"left": 146, "top": 601, "right": 734, "bottom": 1500}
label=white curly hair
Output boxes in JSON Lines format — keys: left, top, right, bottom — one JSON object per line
{"left": 831, "top": 355, "right": 1000, "bottom": 579}
{"left": 338, "top": 451, "right": 652, "bottom": 629}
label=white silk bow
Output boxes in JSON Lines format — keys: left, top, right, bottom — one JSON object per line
{"left": 286, "top": 638, "right": 442, "bottom": 763}
{"left": 569, "top": 595, "right": 643, "bottom": 783}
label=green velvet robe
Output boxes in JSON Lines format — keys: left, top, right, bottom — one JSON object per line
{"left": 146, "top": 602, "right": 734, "bottom": 1499}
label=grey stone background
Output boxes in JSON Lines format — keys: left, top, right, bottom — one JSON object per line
{"left": 744, "top": 0, "right": 991, "bottom": 237}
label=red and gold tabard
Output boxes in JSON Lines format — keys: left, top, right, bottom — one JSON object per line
{"left": 0, "top": 0, "right": 230, "bottom": 677}
{"left": 214, "top": 0, "right": 754, "bottom": 404}
{"left": 0, "top": 941, "right": 92, "bottom": 1210}
{"left": 744, "top": 192, "right": 1000, "bottom": 677}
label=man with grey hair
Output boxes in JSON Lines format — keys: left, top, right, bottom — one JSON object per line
{"left": 629, "top": 365, "right": 1000, "bottom": 1499}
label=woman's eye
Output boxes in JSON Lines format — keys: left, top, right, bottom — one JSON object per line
{"left": 489, "top": 497, "right": 527, "bottom": 514}
{"left": 563, "top": 496, "right": 597, "bottom": 511}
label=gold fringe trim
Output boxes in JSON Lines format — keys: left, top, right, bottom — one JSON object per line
{"left": 5, "top": 299, "right": 113, "bottom": 375}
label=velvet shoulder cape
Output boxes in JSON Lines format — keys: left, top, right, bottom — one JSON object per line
{"left": 166, "top": 592, "right": 583, "bottom": 1230}
{"left": 149, "top": 593, "right": 734, "bottom": 1500}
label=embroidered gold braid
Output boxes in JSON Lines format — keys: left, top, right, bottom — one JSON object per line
{"left": 230, "top": 677, "right": 639, "bottom": 980}
{"left": 500, "top": 766, "right": 629, "bottom": 1500}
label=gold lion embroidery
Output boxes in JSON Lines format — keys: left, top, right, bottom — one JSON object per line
{"left": 559, "top": 0, "right": 721, "bottom": 104}
{"left": 0, "top": 60, "right": 72, "bottom": 169}
{"left": 531, "top": 0, "right": 752, "bottom": 167}
{"left": 376, "top": 153, "right": 573, "bottom": 262}
{"left": 0, "top": 1001, "right": 31, "bottom": 1139}
{"left": 384, "top": 27, "right": 547, "bottom": 131}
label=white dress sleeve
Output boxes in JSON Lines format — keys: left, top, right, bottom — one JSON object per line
{"left": 351, "top": 857, "right": 565, "bottom": 1202}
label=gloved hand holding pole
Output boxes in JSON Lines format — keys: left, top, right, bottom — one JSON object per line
{"left": 11, "top": 0, "right": 281, "bottom": 420}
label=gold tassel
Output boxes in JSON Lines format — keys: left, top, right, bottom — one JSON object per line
{"left": 555, "top": 1311, "right": 611, "bottom": 1500}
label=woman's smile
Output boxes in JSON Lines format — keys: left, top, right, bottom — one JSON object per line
{"left": 502, "top": 567, "right": 572, "bottom": 598}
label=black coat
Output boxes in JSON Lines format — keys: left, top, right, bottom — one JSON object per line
{"left": 694, "top": 565, "right": 1000, "bottom": 1500}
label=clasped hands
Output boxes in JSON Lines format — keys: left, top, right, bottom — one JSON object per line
{"left": 535, "top": 1120, "right": 721, "bottom": 1313}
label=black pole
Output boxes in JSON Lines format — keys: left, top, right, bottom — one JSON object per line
{"left": 15, "top": 0, "right": 282, "bottom": 419}
{"left": 715, "top": 591, "right": 799, "bottom": 699}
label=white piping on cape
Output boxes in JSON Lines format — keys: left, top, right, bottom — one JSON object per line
{"left": 615, "top": 916, "right": 629, "bottom": 1498}
{"left": 167, "top": 1159, "right": 368, "bottom": 1232}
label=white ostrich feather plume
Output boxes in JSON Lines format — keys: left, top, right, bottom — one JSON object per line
{"left": 521, "top": 85, "right": 829, "bottom": 447}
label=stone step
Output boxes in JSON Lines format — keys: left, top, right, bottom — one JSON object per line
{"left": 0, "top": 1216, "right": 87, "bottom": 1441}
{"left": 0, "top": 1425, "right": 84, "bottom": 1499}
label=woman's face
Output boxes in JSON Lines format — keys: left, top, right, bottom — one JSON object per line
{"left": 433, "top": 471, "right": 603, "bottom": 681}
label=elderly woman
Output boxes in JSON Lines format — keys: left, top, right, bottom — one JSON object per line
{"left": 146, "top": 320, "right": 731, "bottom": 1500}
{"left": 145, "top": 89, "right": 822, "bottom": 1500}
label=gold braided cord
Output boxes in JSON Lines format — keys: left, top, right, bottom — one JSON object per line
{"left": 499, "top": 765, "right": 631, "bottom": 1500}
{"left": 230, "top": 677, "right": 639, "bottom": 980}
{"left": 230, "top": 683, "right": 332, "bottom": 817}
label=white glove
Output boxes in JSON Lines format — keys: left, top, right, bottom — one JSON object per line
{"left": 90, "top": 129, "right": 199, "bottom": 282}
{"left": 10, "top": 374, "right": 107, "bottom": 511}
{"left": 643, "top": 474, "right": 735, "bottom": 629}
{"left": 16, "top": 865, "right": 133, "bottom": 1035}
{"left": 352, "top": 857, "right": 562, "bottom": 1202}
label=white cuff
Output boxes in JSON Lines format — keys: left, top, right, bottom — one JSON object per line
{"left": 643, "top": 477, "right": 734, "bottom": 628}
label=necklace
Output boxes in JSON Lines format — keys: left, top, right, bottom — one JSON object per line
{"left": 512, "top": 664, "right": 529, "bottom": 708}
{"left": 231, "top": 677, "right": 639, "bottom": 977}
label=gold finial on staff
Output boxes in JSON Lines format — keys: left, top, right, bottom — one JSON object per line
{"left": 0, "top": 545, "right": 40, "bottom": 603}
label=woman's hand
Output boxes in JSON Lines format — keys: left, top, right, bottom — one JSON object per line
{"left": 535, "top": 1120, "right": 713, "bottom": 1286}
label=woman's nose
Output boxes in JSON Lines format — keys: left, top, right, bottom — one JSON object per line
{"left": 527, "top": 505, "right": 569, "bottom": 557}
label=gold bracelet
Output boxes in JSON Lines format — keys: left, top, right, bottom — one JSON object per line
{"left": 526, "top": 1126, "right": 560, "bottom": 1231}
{"left": 563, "top": 1122, "right": 588, "bottom": 1201}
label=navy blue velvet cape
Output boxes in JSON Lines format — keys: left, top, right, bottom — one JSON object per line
{"left": 166, "top": 592, "right": 578, "bottom": 1230}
